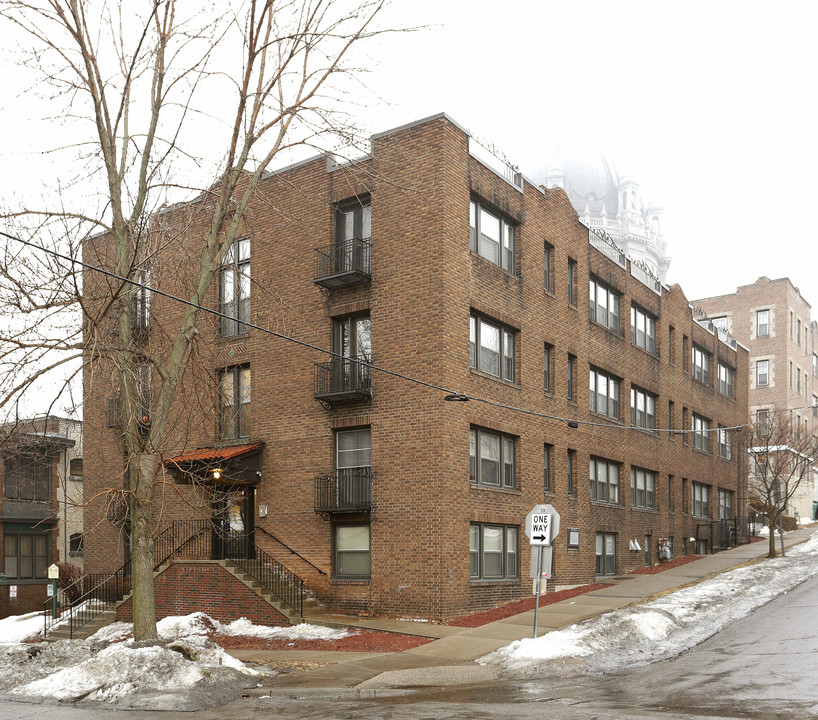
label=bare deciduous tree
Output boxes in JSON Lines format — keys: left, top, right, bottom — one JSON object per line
{"left": 0, "top": 0, "right": 393, "bottom": 640}
{"left": 746, "top": 409, "right": 815, "bottom": 558}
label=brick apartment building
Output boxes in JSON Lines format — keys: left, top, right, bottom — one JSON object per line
{"left": 693, "top": 277, "right": 818, "bottom": 519}
{"left": 1, "top": 416, "right": 83, "bottom": 618}
{"left": 81, "top": 113, "right": 748, "bottom": 622}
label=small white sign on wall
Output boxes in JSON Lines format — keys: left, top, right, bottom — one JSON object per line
{"left": 47, "top": 584, "right": 54, "bottom": 597}
{"left": 9, "top": 585, "right": 17, "bottom": 599}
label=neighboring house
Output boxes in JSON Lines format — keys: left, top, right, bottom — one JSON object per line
{"left": 0, "top": 416, "right": 83, "bottom": 618}
{"left": 81, "top": 113, "right": 747, "bottom": 622}
{"left": 694, "top": 277, "right": 818, "bottom": 520}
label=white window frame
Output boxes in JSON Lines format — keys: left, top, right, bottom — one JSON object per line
{"left": 630, "top": 305, "right": 657, "bottom": 355}
{"left": 589, "top": 278, "right": 621, "bottom": 334}
{"left": 692, "top": 414, "right": 710, "bottom": 453}
{"left": 757, "top": 359, "right": 769, "bottom": 387}
{"left": 590, "top": 368, "right": 620, "bottom": 420}
{"left": 630, "top": 467, "right": 656, "bottom": 509}
{"left": 691, "top": 345, "right": 711, "bottom": 385}
{"left": 630, "top": 386, "right": 656, "bottom": 430}
{"left": 756, "top": 309, "right": 769, "bottom": 337}
{"left": 590, "top": 457, "right": 620, "bottom": 504}
{"left": 470, "top": 315, "right": 515, "bottom": 382}
{"left": 718, "top": 362, "right": 735, "bottom": 398}
{"left": 469, "top": 200, "right": 515, "bottom": 273}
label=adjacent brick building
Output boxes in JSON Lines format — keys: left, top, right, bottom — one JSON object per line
{"left": 1, "top": 415, "right": 83, "bottom": 618}
{"left": 81, "top": 113, "right": 748, "bottom": 622}
{"left": 693, "top": 277, "right": 817, "bottom": 519}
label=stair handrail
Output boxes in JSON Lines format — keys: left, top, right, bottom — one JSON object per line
{"left": 44, "top": 519, "right": 210, "bottom": 639}
{"left": 256, "top": 526, "right": 327, "bottom": 575}
{"left": 228, "top": 538, "right": 305, "bottom": 617}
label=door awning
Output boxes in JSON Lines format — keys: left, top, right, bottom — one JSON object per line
{"left": 166, "top": 442, "right": 264, "bottom": 485}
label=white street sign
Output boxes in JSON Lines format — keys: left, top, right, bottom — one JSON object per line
{"left": 525, "top": 504, "right": 561, "bottom": 546}
{"left": 47, "top": 563, "right": 60, "bottom": 580}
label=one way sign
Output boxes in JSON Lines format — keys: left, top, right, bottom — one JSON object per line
{"left": 525, "top": 504, "right": 560, "bottom": 546}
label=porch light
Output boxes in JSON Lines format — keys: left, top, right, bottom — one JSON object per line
{"left": 211, "top": 468, "right": 223, "bottom": 480}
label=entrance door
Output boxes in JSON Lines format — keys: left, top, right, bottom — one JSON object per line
{"left": 212, "top": 487, "right": 254, "bottom": 560}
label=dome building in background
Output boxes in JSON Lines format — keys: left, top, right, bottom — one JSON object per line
{"left": 534, "top": 151, "right": 671, "bottom": 283}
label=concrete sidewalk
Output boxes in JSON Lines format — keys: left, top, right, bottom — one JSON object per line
{"left": 232, "top": 528, "right": 815, "bottom": 690}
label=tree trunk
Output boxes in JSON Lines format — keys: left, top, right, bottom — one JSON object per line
{"left": 767, "top": 509, "right": 778, "bottom": 559}
{"left": 130, "top": 452, "right": 158, "bottom": 641}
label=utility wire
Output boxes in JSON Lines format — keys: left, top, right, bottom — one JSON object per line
{"left": 0, "top": 228, "right": 793, "bottom": 435}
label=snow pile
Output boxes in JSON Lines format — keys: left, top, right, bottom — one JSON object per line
{"left": 0, "top": 612, "right": 350, "bottom": 708}
{"left": 482, "top": 531, "right": 818, "bottom": 678}
{"left": 0, "top": 611, "right": 45, "bottom": 644}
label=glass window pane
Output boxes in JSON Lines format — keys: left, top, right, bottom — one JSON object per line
{"left": 480, "top": 322, "right": 500, "bottom": 376}
{"left": 336, "top": 525, "right": 369, "bottom": 551}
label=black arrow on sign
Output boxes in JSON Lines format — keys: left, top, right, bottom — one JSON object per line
{"left": 533, "top": 534, "right": 548, "bottom": 542}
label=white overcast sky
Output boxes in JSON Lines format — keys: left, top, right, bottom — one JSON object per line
{"left": 1, "top": 0, "right": 816, "bottom": 306}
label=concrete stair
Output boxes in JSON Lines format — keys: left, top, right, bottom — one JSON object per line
{"left": 220, "top": 560, "right": 326, "bottom": 625}
{"left": 46, "top": 608, "right": 118, "bottom": 641}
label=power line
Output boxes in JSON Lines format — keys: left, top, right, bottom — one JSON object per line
{"left": 0, "top": 228, "right": 759, "bottom": 434}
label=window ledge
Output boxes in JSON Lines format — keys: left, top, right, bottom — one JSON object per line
{"left": 469, "top": 579, "right": 521, "bottom": 586}
{"left": 469, "top": 484, "right": 521, "bottom": 496}
{"left": 630, "top": 507, "right": 659, "bottom": 514}
{"left": 469, "top": 367, "right": 520, "bottom": 389}
{"left": 589, "top": 500, "right": 624, "bottom": 510}
{"left": 330, "top": 578, "right": 371, "bottom": 585}
{"left": 469, "top": 251, "right": 520, "bottom": 280}
{"left": 632, "top": 427, "right": 659, "bottom": 438}
{"left": 589, "top": 319, "right": 625, "bottom": 339}
{"left": 692, "top": 448, "right": 712, "bottom": 457}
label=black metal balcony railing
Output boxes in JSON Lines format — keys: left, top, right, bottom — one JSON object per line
{"left": 315, "top": 467, "right": 372, "bottom": 513}
{"left": 314, "top": 357, "right": 372, "bottom": 402}
{"left": 314, "top": 238, "right": 371, "bottom": 289}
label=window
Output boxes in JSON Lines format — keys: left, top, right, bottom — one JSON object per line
{"left": 219, "top": 237, "right": 250, "bottom": 337}
{"left": 692, "top": 414, "right": 710, "bottom": 453}
{"left": 567, "top": 259, "right": 577, "bottom": 305}
{"left": 692, "top": 483, "right": 710, "bottom": 518}
{"left": 133, "top": 268, "right": 151, "bottom": 337}
{"left": 718, "top": 427, "right": 732, "bottom": 460}
{"left": 590, "top": 457, "right": 620, "bottom": 504}
{"left": 334, "top": 314, "right": 372, "bottom": 389}
{"left": 668, "top": 400, "right": 675, "bottom": 439}
{"left": 718, "top": 362, "right": 735, "bottom": 398}
{"left": 631, "top": 306, "right": 657, "bottom": 354}
{"left": 567, "top": 449, "right": 576, "bottom": 495}
{"left": 757, "top": 309, "right": 769, "bottom": 337}
{"left": 335, "top": 196, "right": 371, "bottom": 242}
{"left": 543, "top": 444, "right": 553, "bottom": 493}
{"left": 813, "top": 395, "right": 817, "bottom": 418}
{"left": 470, "top": 315, "right": 515, "bottom": 382}
{"left": 790, "top": 310, "right": 794, "bottom": 338}
{"left": 544, "top": 243, "right": 553, "bottom": 292}
{"left": 69, "top": 532, "right": 84, "bottom": 556}
{"left": 4, "top": 455, "right": 51, "bottom": 501}
{"left": 336, "top": 428, "right": 371, "bottom": 470}
{"left": 711, "top": 316, "right": 727, "bottom": 331}
{"left": 668, "top": 325, "right": 676, "bottom": 364}
{"left": 219, "top": 365, "right": 250, "bottom": 440}
{"left": 589, "top": 279, "right": 621, "bottom": 334}
{"left": 682, "top": 335, "right": 689, "bottom": 370}
{"left": 790, "top": 361, "right": 793, "bottom": 388}
{"left": 757, "top": 359, "right": 769, "bottom": 387}
{"left": 718, "top": 489, "right": 733, "bottom": 520}
{"left": 691, "top": 345, "right": 711, "bottom": 385}
{"left": 69, "top": 458, "right": 83, "bottom": 478}
{"left": 798, "top": 318, "right": 802, "bottom": 345}
{"left": 469, "top": 199, "right": 514, "bottom": 272}
{"left": 630, "top": 467, "right": 656, "bottom": 509}
{"left": 682, "top": 407, "right": 689, "bottom": 444}
{"left": 797, "top": 367, "right": 802, "bottom": 393}
{"left": 595, "top": 532, "right": 616, "bottom": 575}
{"left": 757, "top": 409, "right": 771, "bottom": 436}
{"left": 668, "top": 475, "right": 674, "bottom": 511}
{"left": 334, "top": 524, "right": 370, "bottom": 579}
{"left": 813, "top": 353, "right": 817, "bottom": 377}
{"left": 3, "top": 530, "right": 49, "bottom": 579}
{"left": 590, "top": 368, "right": 620, "bottom": 420}
{"left": 470, "top": 427, "right": 515, "bottom": 489}
{"left": 630, "top": 386, "right": 656, "bottom": 430}
{"left": 543, "top": 344, "right": 553, "bottom": 392}
{"left": 469, "top": 524, "right": 518, "bottom": 580}
{"left": 567, "top": 354, "right": 576, "bottom": 401}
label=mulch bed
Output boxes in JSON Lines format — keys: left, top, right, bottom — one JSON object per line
{"left": 627, "top": 555, "right": 703, "bottom": 575}
{"left": 211, "top": 628, "right": 431, "bottom": 653}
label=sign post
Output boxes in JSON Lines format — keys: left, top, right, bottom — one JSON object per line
{"left": 47, "top": 563, "right": 59, "bottom": 620}
{"left": 525, "top": 504, "right": 561, "bottom": 638}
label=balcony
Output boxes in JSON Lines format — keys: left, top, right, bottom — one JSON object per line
{"left": 314, "top": 468, "right": 372, "bottom": 514}
{"left": 314, "top": 358, "right": 372, "bottom": 403}
{"left": 314, "top": 238, "right": 371, "bottom": 289}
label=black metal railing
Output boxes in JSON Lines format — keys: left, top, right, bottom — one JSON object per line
{"left": 315, "top": 467, "right": 372, "bottom": 513}
{"left": 314, "top": 238, "right": 371, "bottom": 288}
{"left": 256, "top": 526, "right": 327, "bottom": 575}
{"left": 697, "top": 515, "right": 755, "bottom": 553}
{"left": 227, "top": 543, "right": 304, "bottom": 617}
{"left": 44, "top": 520, "right": 210, "bottom": 638}
{"left": 314, "top": 357, "right": 372, "bottom": 401}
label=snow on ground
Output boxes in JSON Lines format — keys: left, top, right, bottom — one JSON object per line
{"left": 481, "top": 531, "right": 818, "bottom": 679}
{"left": 0, "top": 612, "right": 348, "bottom": 708}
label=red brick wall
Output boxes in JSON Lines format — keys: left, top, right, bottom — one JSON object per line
{"left": 116, "top": 562, "right": 288, "bottom": 626}
{"left": 0, "top": 582, "right": 50, "bottom": 619}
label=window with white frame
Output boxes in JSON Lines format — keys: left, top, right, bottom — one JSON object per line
{"left": 589, "top": 279, "right": 620, "bottom": 334}
{"left": 590, "top": 368, "right": 620, "bottom": 420}
{"left": 718, "top": 362, "right": 735, "bottom": 398}
{"left": 718, "top": 427, "right": 732, "bottom": 460}
{"left": 469, "top": 200, "right": 515, "bottom": 273}
{"left": 469, "top": 524, "right": 518, "bottom": 580}
{"left": 630, "top": 467, "right": 656, "bottom": 509}
{"left": 691, "top": 345, "right": 711, "bottom": 385}
{"left": 710, "top": 316, "right": 728, "bottom": 331}
{"left": 590, "top": 457, "right": 620, "bottom": 504}
{"left": 756, "top": 309, "right": 769, "bottom": 337}
{"left": 470, "top": 427, "right": 515, "bottom": 489}
{"left": 692, "top": 413, "right": 710, "bottom": 452}
{"left": 757, "top": 359, "right": 769, "bottom": 387}
{"left": 470, "top": 315, "right": 515, "bottom": 382}
{"left": 718, "top": 489, "right": 733, "bottom": 520}
{"left": 631, "top": 305, "right": 656, "bottom": 354}
{"left": 219, "top": 237, "right": 250, "bottom": 337}
{"left": 630, "top": 386, "right": 656, "bottom": 430}
{"left": 692, "top": 482, "right": 710, "bottom": 517}
{"left": 334, "top": 524, "right": 370, "bottom": 579}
